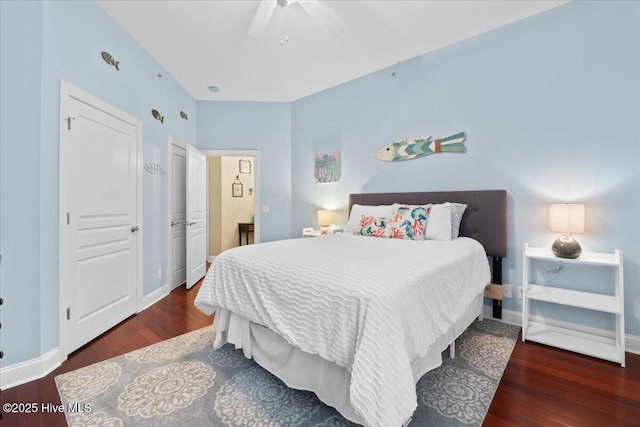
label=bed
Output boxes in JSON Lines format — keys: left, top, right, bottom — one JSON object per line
{"left": 195, "top": 190, "right": 507, "bottom": 427}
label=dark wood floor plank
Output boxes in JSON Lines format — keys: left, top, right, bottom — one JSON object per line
{"left": 2, "top": 275, "right": 638, "bottom": 427}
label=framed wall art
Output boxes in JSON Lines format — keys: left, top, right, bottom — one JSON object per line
{"left": 232, "top": 176, "right": 243, "bottom": 197}
{"left": 239, "top": 159, "right": 251, "bottom": 174}
{"left": 315, "top": 152, "right": 340, "bottom": 183}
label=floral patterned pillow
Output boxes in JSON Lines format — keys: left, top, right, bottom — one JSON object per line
{"left": 388, "top": 204, "right": 430, "bottom": 240}
{"left": 353, "top": 215, "right": 389, "bottom": 238}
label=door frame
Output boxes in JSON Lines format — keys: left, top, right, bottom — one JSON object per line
{"left": 166, "top": 146, "right": 261, "bottom": 285}
{"left": 167, "top": 149, "right": 261, "bottom": 265}
{"left": 58, "top": 80, "right": 143, "bottom": 358}
{"left": 167, "top": 135, "right": 187, "bottom": 290}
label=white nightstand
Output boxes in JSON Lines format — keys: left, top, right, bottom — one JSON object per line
{"left": 522, "top": 243, "right": 625, "bottom": 366}
{"left": 302, "top": 228, "right": 323, "bottom": 237}
{"left": 302, "top": 228, "right": 344, "bottom": 237}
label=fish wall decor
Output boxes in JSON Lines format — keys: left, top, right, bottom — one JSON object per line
{"left": 100, "top": 51, "right": 120, "bottom": 71}
{"left": 375, "top": 132, "right": 466, "bottom": 162}
{"left": 151, "top": 109, "right": 164, "bottom": 124}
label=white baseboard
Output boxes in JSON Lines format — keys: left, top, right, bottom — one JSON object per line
{"left": 482, "top": 305, "right": 640, "bottom": 355}
{"left": 141, "top": 283, "right": 170, "bottom": 311}
{"left": 0, "top": 347, "right": 64, "bottom": 390}
{"left": 3, "top": 284, "right": 172, "bottom": 390}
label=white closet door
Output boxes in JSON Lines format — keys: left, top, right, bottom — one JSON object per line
{"left": 59, "top": 82, "right": 141, "bottom": 354}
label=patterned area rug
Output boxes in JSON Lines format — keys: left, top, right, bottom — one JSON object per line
{"left": 55, "top": 319, "right": 519, "bottom": 427}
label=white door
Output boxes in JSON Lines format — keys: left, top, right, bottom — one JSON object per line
{"left": 186, "top": 145, "right": 207, "bottom": 289}
{"left": 59, "top": 82, "right": 141, "bottom": 355}
{"left": 170, "top": 142, "right": 187, "bottom": 289}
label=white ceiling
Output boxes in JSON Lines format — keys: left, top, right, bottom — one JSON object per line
{"left": 96, "top": 0, "right": 568, "bottom": 102}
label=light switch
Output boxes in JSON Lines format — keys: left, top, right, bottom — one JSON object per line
{"left": 262, "top": 205, "right": 270, "bottom": 214}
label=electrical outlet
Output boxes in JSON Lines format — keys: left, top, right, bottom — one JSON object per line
{"left": 518, "top": 286, "right": 524, "bottom": 299}
{"left": 157, "top": 268, "right": 162, "bottom": 280}
{"left": 503, "top": 284, "right": 512, "bottom": 298}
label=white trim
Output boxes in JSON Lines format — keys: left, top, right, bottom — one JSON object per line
{"left": 207, "top": 255, "right": 217, "bottom": 263}
{"left": 58, "top": 80, "right": 143, "bottom": 357}
{"left": 199, "top": 149, "right": 261, "bottom": 247}
{"left": 141, "top": 283, "right": 171, "bottom": 311}
{"left": 482, "top": 305, "right": 640, "bottom": 355}
{"left": 0, "top": 348, "right": 64, "bottom": 390}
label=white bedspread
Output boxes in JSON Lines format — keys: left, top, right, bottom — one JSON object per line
{"left": 195, "top": 234, "right": 490, "bottom": 427}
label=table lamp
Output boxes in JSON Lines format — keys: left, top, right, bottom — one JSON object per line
{"left": 549, "top": 203, "right": 585, "bottom": 259}
{"left": 318, "top": 210, "right": 333, "bottom": 235}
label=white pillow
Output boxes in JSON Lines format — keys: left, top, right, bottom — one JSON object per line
{"left": 425, "top": 203, "right": 452, "bottom": 241}
{"left": 425, "top": 202, "right": 468, "bottom": 240}
{"left": 345, "top": 204, "right": 394, "bottom": 232}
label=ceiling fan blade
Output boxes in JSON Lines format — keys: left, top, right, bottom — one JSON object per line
{"left": 248, "top": 0, "right": 277, "bottom": 37}
{"left": 299, "top": 0, "right": 343, "bottom": 37}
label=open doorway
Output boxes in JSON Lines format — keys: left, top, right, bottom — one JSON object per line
{"left": 169, "top": 143, "right": 261, "bottom": 280}
{"left": 208, "top": 156, "right": 255, "bottom": 257}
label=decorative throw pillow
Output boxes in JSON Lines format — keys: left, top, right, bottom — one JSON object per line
{"left": 388, "top": 204, "right": 430, "bottom": 240}
{"left": 345, "top": 204, "right": 394, "bottom": 233}
{"left": 353, "top": 215, "right": 389, "bottom": 238}
{"left": 425, "top": 203, "right": 452, "bottom": 241}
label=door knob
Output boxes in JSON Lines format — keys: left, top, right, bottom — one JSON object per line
{"left": 187, "top": 221, "right": 197, "bottom": 226}
{"left": 130, "top": 225, "right": 140, "bottom": 232}
{"left": 171, "top": 220, "right": 181, "bottom": 227}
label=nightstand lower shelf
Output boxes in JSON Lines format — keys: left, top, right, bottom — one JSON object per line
{"left": 524, "top": 321, "right": 623, "bottom": 365}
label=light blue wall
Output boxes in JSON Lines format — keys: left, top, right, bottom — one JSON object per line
{"left": 196, "top": 101, "right": 292, "bottom": 243}
{"left": 0, "top": 0, "right": 45, "bottom": 367}
{"left": 291, "top": 1, "right": 640, "bottom": 335}
{"left": 1, "top": 0, "right": 196, "bottom": 366}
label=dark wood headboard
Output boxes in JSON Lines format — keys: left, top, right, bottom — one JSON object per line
{"left": 349, "top": 190, "right": 507, "bottom": 258}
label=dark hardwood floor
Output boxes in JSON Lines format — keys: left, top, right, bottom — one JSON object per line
{"left": 1, "top": 278, "right": 214, "bottom": 427}
{"left": 2, "top": 278, "right": 639, "bottom": 426}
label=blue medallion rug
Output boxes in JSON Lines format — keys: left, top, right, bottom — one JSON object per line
{"left": 55, "top": 319, "right": 520, "bottom": 426}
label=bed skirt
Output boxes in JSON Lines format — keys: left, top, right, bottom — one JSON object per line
{"left": 211, "top": 294, "right": 484, "bottom": 426}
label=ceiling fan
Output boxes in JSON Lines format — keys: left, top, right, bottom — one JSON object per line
{"left": 248, "top": 0, "right": 343, "bottom": 38}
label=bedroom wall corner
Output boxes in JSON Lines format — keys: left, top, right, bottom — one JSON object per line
{"left": 196, "top": 101, "right": 293, "bottom": 243}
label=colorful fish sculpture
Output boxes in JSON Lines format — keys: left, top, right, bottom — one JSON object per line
{"left": 375, "top": 132, "right": 466, "bottom": 162}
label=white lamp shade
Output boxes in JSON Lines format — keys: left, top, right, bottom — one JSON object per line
{"left": 549, "top": 204, "right": 585, "bottom": 234}
{"left": 317, "top": 209, "right": 333, "bottom": 226}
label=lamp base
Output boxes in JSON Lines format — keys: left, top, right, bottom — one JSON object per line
{"left": 552, "top": 234, "right": 582, "bottom": 259}
{"left": 320, "top": 226, "right": 330, "bottom": 235}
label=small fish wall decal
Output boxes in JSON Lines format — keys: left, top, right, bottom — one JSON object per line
{"left": 375, "top": 132, "right": 466, "bottom": 162}
{"left": 151, "top": 109, "right": 164, "bottom": 124}
{"left": 100, "top": 51, "right": 120, "bottom": 71}
{"left": 180, "top": 111, "right": 188, "bottom": 120}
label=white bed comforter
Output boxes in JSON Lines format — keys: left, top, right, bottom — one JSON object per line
{"left": 195, "top": 234, "right": 490, "bottom": 427}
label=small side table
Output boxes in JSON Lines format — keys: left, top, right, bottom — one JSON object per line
{"left": 302, "top": 228, "right": 323, "bottom": 238}
{"left": 238, "top": 223, "right": 254, "bottom": 246}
